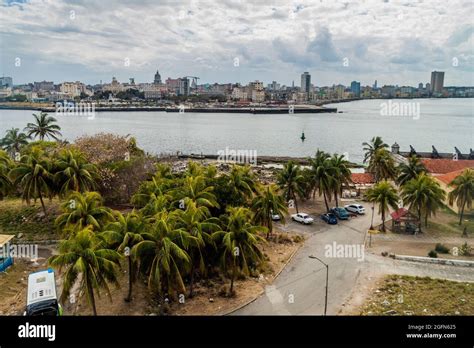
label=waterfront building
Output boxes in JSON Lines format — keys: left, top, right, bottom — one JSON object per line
{"left": 165, "top": 78, "right": 180, "bottom": 95}
{"left": 0, "top": 76, "right": 13, "bottom": 88}
{"left": 33, "top": 81, "right": 54, "bottom": 92}
{"left": 178, "top": 77, "right": 189, "bottom": 96}
{"left": 373, "top": 80, "right": 377, "bottom": 89}
{"left": 102, "top": 77, "right": 126, "bottom": 94}
{"left": 430, "top": 71, "right": 445, "bottom": 95}
{"left": 350, "top": 81, "right": 361, "bottom": 97}
{"left": 154, "top": 70, "right": 162, "bottom": 84}
{"left": 300, "top": 72, "right": 311, "bottom": 99}
{"left": 60, "top": 81, "right": 88, "bottom": 97}
{"left": 248, "top": 81, "right": 265, "bottom": 103}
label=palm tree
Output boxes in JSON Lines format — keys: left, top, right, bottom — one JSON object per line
{"left": 251, "top": 184, "right": 288, "bottom": 238}
{"left": 308, "top": 151, "right": 333, "bottom": 211}
{"left": 329, "top": 153, "right": 352, "bottom": 207}
{"left": 367, "top": 148, "right": 396, "bottom": 182}
{"left": 0, "top": 127, "right": 30, "bottom": 156}
{"left": 401, "top": 174, "right": 446, "bottom": 232}
{"left": 24, "top": 112, "right": 62, "bottom": 141}
{"left": 9, "top": 149, "right": 52, "bottom": 214}
{"left": 397, "top": 155, "right": 426, "bottom": 186}
{"left": 54, "top": 149, "right": 98, "bottom": 196}
{"left": 55, "top": 191, "right": 114, "bottom": 232}
{"left": 132, "top": 211, "right": 194, "bottom": 301}
{"left": 212, "top": 207, "right": 266, "bottom": 295}
{"left": 175, "top": 201, "right": 220, "bottom": 297}
{"left": 228, "top": 165, "right": 258, "bottom": 203}
{"left": 448, "top": 168, "right": 473, "bottom": 225}
{"left": 277, "top": 161, "right": 304, "bottom": 213}
{"left": 49, "top": 226, "right": 121, "bottom": 315}
{"left": 365, "top": 180, "right": 400, "bottom": 232}
{"left": 362, "top": 136, "right": 388, "bottom": 164}
{"left": 100, "top": 211, "right": 145, "bottom": 302}
{"left": 0, "top": 150, "right": 13, "bottom": 199}
{"left": 173, "top": 175, "right": 219, "bottom": 209}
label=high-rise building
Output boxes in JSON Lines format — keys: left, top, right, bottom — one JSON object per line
{"left": 300, "top": 72, "right": 311, "bottom": 94}
{"left": 418, "top": 83, "right": 423, "bottom": 90}
{"left": 0, "top": 76, "right": 13, "bottom": 88}
{"left": 178, "top": 77, "right": 189, "bottom": 96}
{"left": 373, "top": 80, "right": 377, "bottom": 89}
{"left": 154, "top": 70, "right": 162, "bottom": 84}
{"left": 350, "top": 81, "right": 361, "bottom": 97}
{"left": 430, "top": 71, "right": 444, "bottom": 94}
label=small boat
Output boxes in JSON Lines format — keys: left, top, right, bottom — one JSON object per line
{"left": 300, "top": 132, "right": 306, "bottom": 141}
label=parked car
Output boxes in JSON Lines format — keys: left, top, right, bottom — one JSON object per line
{"left": 270, "top": 210, "right": 281, "bottom": 221}
{"left": 321, "top": 213, "right": 338, "bottom": 224}
{"left": 344, "top": 204, "right": 365, "bottom": 215}
{"left": 330, "top": 207, "right": 349, "bottom": 220}
{"left": 24, "top": 268, "right": 63, "bottom": 316}
{"left": 291, "top": 213, "right": 314, "bottom": 224}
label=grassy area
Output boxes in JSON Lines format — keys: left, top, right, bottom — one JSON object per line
{"left": 0, "top": 198, "right": 60, "bottom": 240}
{"left": 360, "top": 275, "right": 474, "bottom": 316}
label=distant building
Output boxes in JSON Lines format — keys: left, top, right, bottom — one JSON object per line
{"left": 178, "top": 78, "right": 189, "bottom": 96}
{"left": 154, "top": 70, "right": 162, "bottom": 84}
{"left": 33, "top": 81, "right": 54, "bottom": 92}
{"left": 60, "top": 81, "right": 88, "bottom": 97}
{"left": 248, "top": 81, "right": 264, "bottom": 103}
{"left": 373, "top": 80, "right": 377, "bottom": 89}
{"left": 102, "top": 77, "right": 125, "bottom": 94}
{"left": 300, "top": 72, "right": 311, "bottom": 95}
{"left": 0, "top": 76, "right": 13, "bottom": 88}
{"left": 418, "top": 82, "right": 424, "bottom": 90}
{"left": 430, "top": 71, "right": 444, "bottom": 94}
{"left": 350, "top": 81, "right": 361, "bottom": 97}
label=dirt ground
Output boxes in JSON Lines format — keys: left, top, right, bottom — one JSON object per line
{"left": 0, "top": 247, "right": 52, "bottom": 315}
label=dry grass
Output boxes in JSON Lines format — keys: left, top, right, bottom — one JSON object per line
{"left": 359, "top": 275, "right": 474, "bottom": 316}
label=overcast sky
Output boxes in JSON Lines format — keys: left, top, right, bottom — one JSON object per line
{"left": 1, "top": 0, "right": 473, "bottom": 87}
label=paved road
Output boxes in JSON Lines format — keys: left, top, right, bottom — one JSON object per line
{"left": 233, "top": 207, "right": 474, "bottom": 315}
{"left": 234, "top": 209, "right": 374, "bottom": 315}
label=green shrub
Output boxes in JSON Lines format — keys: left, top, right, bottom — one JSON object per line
{"left": 435, "top": 243, "right": 449, "bottom": 254}
{"left": 428, "top": 250, "right": 438, "bottom": 258}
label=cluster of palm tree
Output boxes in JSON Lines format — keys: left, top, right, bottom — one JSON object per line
{"left": 277, "top": 150, "right": 352, "bottom": 213}
{"left": 0, "top": 112, "right": 61, "bottom": 156}
{"left": 47, "top": 161, "right": 291, "bottom": 315}
{"left": 362, "top": 136, "right": 473, "bottom": 232}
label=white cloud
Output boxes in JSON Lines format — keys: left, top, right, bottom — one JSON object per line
{"left": 0, "top": 0, "right": 473, "bottom": 86}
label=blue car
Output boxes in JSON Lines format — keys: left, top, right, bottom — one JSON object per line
{"left": 330, "top": 207, "right": 349, "bottom": 220}
{"left": 321, "top": 213, "right": 338, "bottom": 225}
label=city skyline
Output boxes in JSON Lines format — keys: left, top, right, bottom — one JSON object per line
{"left": 1, "top": 0, "right": 473, "bottom": 86}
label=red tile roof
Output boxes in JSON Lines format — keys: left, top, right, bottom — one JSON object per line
{"left": 390, "top": 208, "right": 408, "bottom": 221}
{"left": 435, "top": 168, "right": 470, "bottom": 185}
{"left": 421, "top": 159, "right": 474, "bottom": 175}
{"left": 350, "top": 173, "right": 375, "bottom": 184}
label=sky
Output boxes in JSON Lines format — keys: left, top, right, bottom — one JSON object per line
{"left": 1, "top": 0, "right": 473, "bottom": 87}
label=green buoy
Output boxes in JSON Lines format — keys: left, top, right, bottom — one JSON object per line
{"left": 300, "top": 131, "right": 306, "bottom": 141}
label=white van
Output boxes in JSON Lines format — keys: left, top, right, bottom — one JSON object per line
{"left": 25, "top": 268, "right": 62, "bottom": 316}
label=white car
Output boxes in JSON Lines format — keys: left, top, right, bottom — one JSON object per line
{"left": 291, "top": 213, "right": 314, "bottom": 224}
{"left": 270, "top": 210, "right": 281, "bottom": 221}
{"left": 344, "top": 204, "right": 365, "bottom": 215}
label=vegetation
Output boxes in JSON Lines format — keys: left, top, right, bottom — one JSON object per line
{"left": 448, "top": 169, "right": 474, "bottom": 225}
{"left": 359, "top": 275, "right": 474, "bottom": 315}
{"left": 24, "top": 112, "right": 62, "bottom": 141}
{"left": 401, "top": 174, "right": 446, "bottom": 232}
{"left": 365, "top": 181, "right": 399, "bottom": 232}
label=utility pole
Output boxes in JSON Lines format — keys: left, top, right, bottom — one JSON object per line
{"left": 309, "top": 255, "right": 329, "bottom": 316}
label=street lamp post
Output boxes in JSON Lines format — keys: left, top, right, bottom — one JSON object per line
{"left": 308, "top": 255, "right": 329, "bottom": 316}
{"left": 370, "top": 203, "right": 375, "bottom": 230}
